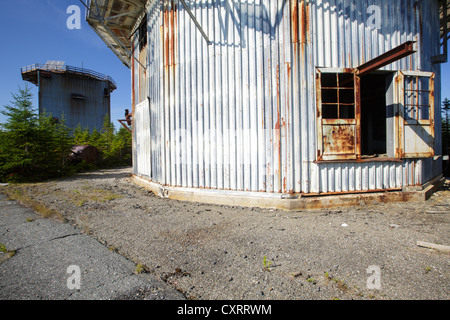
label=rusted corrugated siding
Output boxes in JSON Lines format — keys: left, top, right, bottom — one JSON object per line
{"left": 132, "top": 0, "right": 442, "bottom": 194}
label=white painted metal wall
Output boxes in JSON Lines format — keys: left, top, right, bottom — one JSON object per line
{"left": 132, "top": 0, "right": 443, "bottom": 195}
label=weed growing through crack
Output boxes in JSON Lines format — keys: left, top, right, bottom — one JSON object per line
{"left": 65, "top": 186, "right": 122, "bottom": 207}
{"left": 2, "top": 187, "right": 65, "bottom": 221}
{"left": 263, "top": 255, "right": 272, "bottom": 271}
{"left": 0, "top": 243, "right": 16, "bottom": 259}
{"left": 325, "top": 272, "right": 349, "bottom": 292}
{"left": 135, "top": 263, "right": 145, "bottom": 274}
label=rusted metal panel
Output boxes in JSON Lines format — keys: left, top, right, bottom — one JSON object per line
{"left": 322, "top": 124, "right": 357, "bottom": 159}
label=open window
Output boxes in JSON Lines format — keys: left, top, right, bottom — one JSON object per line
{"left": 316, "top": 69, "right": 361, "bottom": 161}
{"left": 397, "top": 71, "right": 435, "bottom": 158}
{"left": 316, "top": 42, "right": 434, "bottom": 162}
{"left": 359, "top": 72, "right": 394, "bottom": 157}
{"left": 316, "top": 69, "right": 435, "bottom": 162}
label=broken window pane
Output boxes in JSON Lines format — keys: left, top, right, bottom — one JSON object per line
{"left": 322, "top": 89, "right": 338, "bottom": 103}
{"left": 338, "top": 73, "right": 354, "bottom": 88}
{"left": 323, "top": 105, "right": 339, "bottom": 119}
{"left": 321, "top": 73, "right": 337, "bottom": 87}
{"left": 339, "top": 89, "right": 355, "bottom": 104}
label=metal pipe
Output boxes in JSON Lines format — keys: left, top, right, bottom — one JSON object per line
{"left": 178, "top": 0, "right": 212, "bottom": 45}
{"left": 357, "top": 41, "right": 417, "bottom": 76}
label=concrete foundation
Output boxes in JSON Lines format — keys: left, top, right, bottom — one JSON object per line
{"left": 131, "top": 174, "right": 445, "bottom": 211}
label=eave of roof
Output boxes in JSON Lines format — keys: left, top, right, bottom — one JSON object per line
{"left": 85, "top": 0, "right": 147, "bottom": 68}
{"left": 21, "top": 63, "right": 117, "bottom": 91}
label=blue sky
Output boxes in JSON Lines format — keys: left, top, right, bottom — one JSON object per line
{"left": 0, "top": 1, "right": 449, "bottom": 128}
{"left": 0, "top": 0, "right": 131, "bottom": 128}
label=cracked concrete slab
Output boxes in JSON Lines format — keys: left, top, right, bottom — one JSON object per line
{"left": 0, "top": 193, "right": 184, "bottom": 300}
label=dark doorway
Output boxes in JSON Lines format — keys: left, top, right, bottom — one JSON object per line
{"left": 360, "top": 74, "right": 388, "bottom": 156}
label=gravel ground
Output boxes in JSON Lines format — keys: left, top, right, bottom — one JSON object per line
{"left": 1, "top": 167, "right": 449, "bottom": 300}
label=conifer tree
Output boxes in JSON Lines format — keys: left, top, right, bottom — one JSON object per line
{"left": 0, "top": 86, "right": 39, "bottom": 180}
{"left": 0, "top": 87, "right": 73, "bottom": 181}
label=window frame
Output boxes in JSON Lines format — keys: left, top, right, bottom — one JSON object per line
{"left": 397, "top": 71, "right": 435, "bottom": 159}
{"left": 316, "top": 68, "right": 436, "bottom": 162}
{"left": 316, "top": 68, "right": 361, "bottom": 161}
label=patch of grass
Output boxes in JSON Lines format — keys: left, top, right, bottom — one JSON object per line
{"left": 263, "top": 255, "right": 273, "bottom": 271}
{"left": 325, "top": 272, "right": 349, "bottom": 292}
{"left": 1, "top": 186, "right": 65, "bottom": 222}
{"left": 0, "top": 243, "right": 16, "bottom": 259}
{"left": 108, "top": 246, "right": 119, "bottom": 253}
{"left": 64, "top": 186, "right": 122, "bottom": 207}
{"left": 135, "top": 263, "right": 145, "bottom": 274}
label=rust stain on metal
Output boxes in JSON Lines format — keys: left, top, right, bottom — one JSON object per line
{"left": 285, "top": 62, "right": 291, "bottom": 130}
{"left": 164, "top": 8, "right": 170, "bottom": 68}
{"left": 162, "top": 1, "right": 177, "bottom": 68}
{"left": 323, "top": 124, "right": 356, "bottom": 156}
{"left": 300, "top": 0, "right": 309, "bottom": 44}
{"left": 170, "top": 3, "right": 177, "bottom": 67}
{"left": 291, "top": 0, "right": 309, "bottom": 44}
{"left": 286, "top": 62, "right": 291, "bottom": 80}
{"left": 291, "top": 0, "right": 299, "bottom": 43}
{"left": 275, "top": 64, "right": 281, "bottom": 130}
{"left": 275, "top": 63, "right": 282, "bottom": 193}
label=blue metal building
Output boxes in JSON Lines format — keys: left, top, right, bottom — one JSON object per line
{"left": 22, "top": 61, "right": 117, "bottom": 132}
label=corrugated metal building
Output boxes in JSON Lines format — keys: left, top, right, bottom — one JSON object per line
{"left": 86, "top": 0, "right": 448, "bottom": 209}
{"left": 22, "top": 62, "right": 117, "bottom": 132}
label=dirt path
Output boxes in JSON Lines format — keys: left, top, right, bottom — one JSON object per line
{"left": 1, "top": 167, "right": 449, "bottom": 300}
